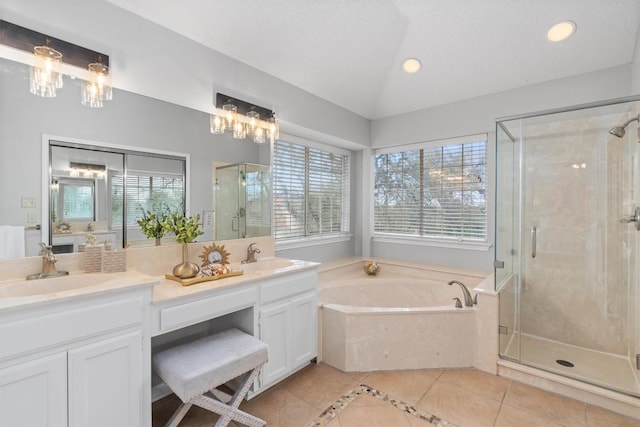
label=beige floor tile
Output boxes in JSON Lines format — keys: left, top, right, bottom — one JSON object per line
{"left": 504, "top": 381, "right": 586, "bottom": 427}
{"left": 416, "top": 380, "right": 501, "bottom": 427}
{"left": 586, "top": 405, "right": 640, "bottom": 427}
{"left": 338, "top": 404, "right": 411, "bottom": 427}
{"left": 362, "top": 370, "right": 437, "bottom": 405}
{"left": 348, "top": 393, "right": 388, "bottom": 407}
{"left": 281, "top": 363, "right": 360, "bottom": 409}
{"left": 326, "top": 417, "right": 342, "bottom": 426}
{"left": 241, "top": 386, "right": 320, "bottom": 427}
{"left": 406, "top": 414, "right": 439, "bottom": 426}
{"left": 496, "top": 404, "right": 566, "bottom": 427}
{"left": 438, "top": 368, "right": 510, "bottom": 402}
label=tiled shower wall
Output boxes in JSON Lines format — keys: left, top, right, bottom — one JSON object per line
{"left": 520, "top": 112, "right": 637, "bottom": 356}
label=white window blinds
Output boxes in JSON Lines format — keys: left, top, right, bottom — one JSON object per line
{"left": 374, "top": 136, "right": 487, "bottom": 240}
{"left": 273, "top": 139, "right": 350, "bottom": 241}
{"left": 111, "top": 172, "right": 184, "bottom": 227}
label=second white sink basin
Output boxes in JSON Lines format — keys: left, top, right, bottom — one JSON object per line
{"left": 0, "top": 271, "right": 155, "bottom": 300}
{"left": 236, "top": 258, "right": 295, "bottom": 272}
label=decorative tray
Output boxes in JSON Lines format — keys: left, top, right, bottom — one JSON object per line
{"left": 164, "top": 270, "right": 244, "bottom": 287}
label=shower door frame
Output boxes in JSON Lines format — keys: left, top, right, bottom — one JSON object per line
{"left": 495, "top": 94, "right": 640, "bottom": 397}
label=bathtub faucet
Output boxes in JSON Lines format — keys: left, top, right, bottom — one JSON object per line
{"left": 448, "top": 280, "right": 475, "bottom": 307}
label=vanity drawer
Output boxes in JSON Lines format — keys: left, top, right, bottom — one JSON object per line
{"left": 260, "top": 271, "right": 317, "bottom": 305}
{"left": 0, "top": 293, "right": 145, "bottom": 360}
{"left": 158, "top": 286, "right": 257, "bottom": 333}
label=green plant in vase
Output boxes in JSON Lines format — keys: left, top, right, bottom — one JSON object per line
{"left": 165, "top": 213, "right": 204, "bottom": 279}
{"left": 137, "top": 210, "right": 168, "bottom": 246}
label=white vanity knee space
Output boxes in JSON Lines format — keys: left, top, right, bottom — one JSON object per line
{"left": 150, "top": 258, "right": 319, "bottom": 396}
{"left": 0, "top": 285, "right": 153, "bottom": 427}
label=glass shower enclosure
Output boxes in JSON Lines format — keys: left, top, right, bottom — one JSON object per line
{"left": 495, "top": 97, "right": 640, "bottom": 397}
{"left": 215, "top": 163, "right": 271, "bottom": 240}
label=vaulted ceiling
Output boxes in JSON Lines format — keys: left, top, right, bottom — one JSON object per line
{"left": 105, "top": 0, "right": 640, "bottom": 120}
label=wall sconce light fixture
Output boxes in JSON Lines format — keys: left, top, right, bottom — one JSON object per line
{"left": 210, "top": 93, "right": 279, "bottom": 144}
{"left": 1, "top": 20, "right": 112, "bottom": 107}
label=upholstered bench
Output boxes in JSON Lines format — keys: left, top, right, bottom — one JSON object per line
{"left": 153, "top": 328, "right": 269, "bottom": 427}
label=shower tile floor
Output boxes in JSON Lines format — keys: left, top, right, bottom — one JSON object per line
{"left": 152, "top": 362, "right": 640, "bottom": 426}
{"left": 504, "top": 333, "right": 640, "bottom": 397}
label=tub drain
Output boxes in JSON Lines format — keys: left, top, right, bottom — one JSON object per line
{"left": 556, "top": 359, "right": 574, "bottom": 368}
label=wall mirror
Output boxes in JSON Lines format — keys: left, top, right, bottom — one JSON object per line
{"left": 47, "top": 140, "right": 187, "bottom": 253}
{"left": 0, "top": 55, "right": 265, "bottom": 259}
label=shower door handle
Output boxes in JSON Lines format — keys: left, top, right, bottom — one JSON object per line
{"left": 620, "top": 207, "right": 640, "bottom": 231}
{"left": 531, "top": 226, "right": 537, "bottom": 258}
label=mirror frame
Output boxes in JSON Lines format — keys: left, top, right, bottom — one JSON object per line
{"left": 41, "top": 134, "right": 191, "bottom": 248}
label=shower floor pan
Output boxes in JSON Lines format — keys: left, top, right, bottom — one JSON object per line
{"left": 504, "top": 333, "right": 639, "bottom": 397}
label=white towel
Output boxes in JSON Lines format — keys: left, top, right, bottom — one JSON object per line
{"left": 0, "top": 225, "right": 26, "bottom": 260}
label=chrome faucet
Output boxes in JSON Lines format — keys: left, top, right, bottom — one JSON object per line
{"left": 242, "top": 242, "right": 261, "bottom": 264}
{"left": 26, "top": 243, "right": 69, "bottom": 280}
{"left": 448, "top": 280, "right": 475, "bottom": 307}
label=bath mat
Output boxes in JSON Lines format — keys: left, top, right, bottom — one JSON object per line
{"left": 306, "top": 383, "right": 458, "bottom": 427}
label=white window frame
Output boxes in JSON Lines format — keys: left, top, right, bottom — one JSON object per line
{"left": 372, "top": 133, "right": 490, "bottom": 251}
{"left": 273, "top": 134, "right": 351, "bottom": 249}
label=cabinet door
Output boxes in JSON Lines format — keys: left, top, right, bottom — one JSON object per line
{"left": 260, "top": 301, "right": 291, "bottom": 388}
{"left": 68, "top": 331, "right": 143, "bottom": 427}
{"left": 0, "top": 352, "right": 67, "bottom": 427}
{"left": 291, "top": 293, "right": 317, "bottom": 368}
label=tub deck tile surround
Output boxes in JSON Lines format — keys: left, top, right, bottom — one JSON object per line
{"left": 318, "top": 257, "right": 497, "bottom": 373}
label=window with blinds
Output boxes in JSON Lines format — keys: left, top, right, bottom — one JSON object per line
{"left": 273, "top": 139, "right": 350, "bottom": 241}
{"left": 110, "top": 172, "right": 184, "bottom": 227}
{"left": 374, "top": 137, "right": 487, "bottom": 241}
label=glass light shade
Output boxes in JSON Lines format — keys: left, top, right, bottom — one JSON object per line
{"left": 210, "top": 115, "right": 224, "bottom": 134}
{"left": 253, "top": 126, "right": 266, "bottom": 144}
{"left": 233, "top": 121, "right": 246, "bottom": 139}
{"left": 82, "top": 61, "right": 112, "bottom": 108}
{"left": 30, "top": 45, "right": 63, "bottom": 97}
{"left": 247, "top": 110, "right": 260, "bottom": 135}
{"left": 222, "top": 102, "right": 237, "bottom": 130}
{"left": 267, "top": 116, "right": 280, "bottom": 144}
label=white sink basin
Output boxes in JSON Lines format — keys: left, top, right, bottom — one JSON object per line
{"left": 236, "top": 258, "right": 295, "bottom": 272}
{"left": 0, "top": 274, "right": 112, "bottom": 298}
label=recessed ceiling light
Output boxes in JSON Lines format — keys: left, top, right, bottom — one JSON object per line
{"left": 402, "top": 58, "right": 422, "bottom": 74}
{"left": 547, "top": 21, "right": 576, "bottom": 42}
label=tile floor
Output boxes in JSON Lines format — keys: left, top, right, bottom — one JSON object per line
{"left": 152, "top": 362, "right": 640, "bottom": 427}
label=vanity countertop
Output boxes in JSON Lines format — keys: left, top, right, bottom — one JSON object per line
{"left": 0, "top": 258, "right": 319, "bottom": 313}
{"left": 152, "top": 257, "right": 319, "bottom": 303}
{"left": 0, "top": 270, "right": 158, "bottom": 313}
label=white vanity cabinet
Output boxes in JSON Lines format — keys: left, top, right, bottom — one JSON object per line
{"left": 258, "top": 269, "right": 317, "bottom": 389}
{"left": 0, "top": 286, "right": 152, "bottom": 427}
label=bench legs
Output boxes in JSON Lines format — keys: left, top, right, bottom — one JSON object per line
{"left": 164, "top": 365, "right": 266, "bottom": 427}
{"left": 164, "top": 402, "right": 193, "bottom": 427}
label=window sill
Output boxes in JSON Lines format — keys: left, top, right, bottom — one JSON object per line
{"left": 275, "top": 234, "right": 353, "bottom": 251}
{"left": 373, "top": 234, "right": 492, "bottom": 251}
